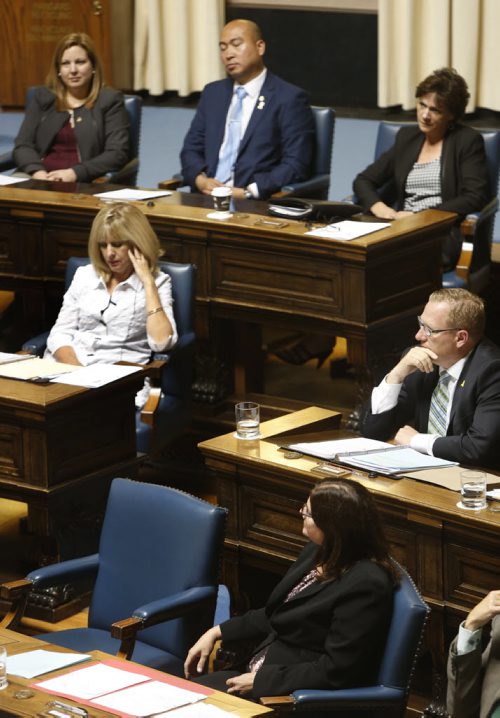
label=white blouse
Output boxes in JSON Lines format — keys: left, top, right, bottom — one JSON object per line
{"left": 45, "top": 264, "right": 178, "bottom": 366}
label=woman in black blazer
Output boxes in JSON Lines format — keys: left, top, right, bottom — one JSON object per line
{"left": 14, "top": 32, "right": 129, "bottom": 183}
{"left": 184, "top": 479, "right": 398, "bottom": 700}
{"left": 353, "top": 67, "right": 490, "bottom": 272}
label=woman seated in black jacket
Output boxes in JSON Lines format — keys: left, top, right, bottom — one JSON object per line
{"left": 184, "top": 478, "right": 399, "bottom": 700}
{"left": 14, "top": 32, "right": 129, "bottom": 183}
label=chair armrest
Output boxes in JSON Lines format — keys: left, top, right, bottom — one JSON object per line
{"left": 140, "top": 387, "right": 161, "bottom": 426}
{"left": 132, "top": 585, "right": 216, "bottom": 627}
{"left": 110, "top": 586, "right": 217, "bottom": 660}
{"left": 26, "top": 554, "right": 100, "bottom": 589}
{"left": 22, "top": 332, "right": 50, "bottom": 356}
{"left": 158, "top": 177, "right": 184, "bottom": 191}
{"left": 291, "top": 686, "right": 404, "bottom": 707}
{"left": 0, "top": 579, "right": 33, "bottom": 629}
{"left": 460, "top": 197, "right": 499, "bottom": 237}
{"left": 260, "top": 695, "right": 294, "bottom": 710}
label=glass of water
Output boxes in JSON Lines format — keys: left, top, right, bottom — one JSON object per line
{"left": 0, "top": 645, "right": 8, "bottom": 690}
{"left": 235, "top": 401, "right": 260, "bottom": 440}
{"left": 459, "top": 470, "right": 487, "bottom": 510}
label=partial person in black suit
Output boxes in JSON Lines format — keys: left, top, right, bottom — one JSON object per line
{"left": 184, "top": 479, "right": 397, "bottom": 699}
{"left": 362, "top": 288, "right": 500, "bottom": 469}
{"left": 180, "top": 18, "right": 314, "bottom": 200}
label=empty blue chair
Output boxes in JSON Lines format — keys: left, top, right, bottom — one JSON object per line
{"left": 0, "top": 479, "right": 227, "bottom": 675}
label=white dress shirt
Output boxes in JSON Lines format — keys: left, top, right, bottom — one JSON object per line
{"left": 45, "top": 264, "right": 177, "bottom": 366}
{"left": 371, "top": 355, "right": 469, "bottom": 456}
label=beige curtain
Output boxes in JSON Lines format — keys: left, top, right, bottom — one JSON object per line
{"left": 134, "top": 0, "right": 225, "bottom": 96}
{"left": 378, "top": 0, "right": 500, "bottom": 112}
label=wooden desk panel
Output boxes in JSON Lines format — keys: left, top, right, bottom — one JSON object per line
{"left": 198, "top": 407, "right": 500, "bottom": 692}
{"left": 0, "top": 183, "right": 456, "bottom": 398}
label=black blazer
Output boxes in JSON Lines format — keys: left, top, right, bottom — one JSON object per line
{"left": 362, "top": 338, "right": 500, "bottom": 469}
{"left": 14, "top": 86, "right": 130, "bottom": 182}
{"left": 353, "top": 124, "right": 491, "bottom": 270}
{"left": 180, "top": 71, "right": 315, "bottom": 198}
{"left": 220, "top": 542, "right": 394, "bottom": 698}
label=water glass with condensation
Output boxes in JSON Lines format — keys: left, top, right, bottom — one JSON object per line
{"left": 235, "top": 402, "right": 260, "bottom": 439}
{"left": 460, "top": 470, "right": 487, "bottom": 510}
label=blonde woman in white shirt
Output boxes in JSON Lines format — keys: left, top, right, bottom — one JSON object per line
{"left": 46, "top": 202, "right": 177, "bottom": 377}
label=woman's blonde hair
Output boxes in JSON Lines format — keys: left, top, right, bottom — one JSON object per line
{"left": 88, "top": 203, "right": 163, "bottom": 282}
{"left": 46, "top": 32, "right": 104, "bottom": 110}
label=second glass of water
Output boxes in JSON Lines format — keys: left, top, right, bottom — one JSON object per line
{"left": 235, "top": 401, "right": 260, "bottom": 439}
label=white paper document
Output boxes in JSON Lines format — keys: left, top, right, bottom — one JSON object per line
{"left": 345, "top": 446, "right": 457, "bottom": 474}
{"left": 0, "top": 352, "right": 34, "bottom": 365}
{"left": 91, "top": 679, "right": 205, "bottom": 716}
{"left": 0, "top": 357, "right": 78, "bottom": 380}
{"left": 6, "top": 649, "right": 91, "bottom": 679}
{"left": 95, "top": 188, "right": 171, "bottom": 201}
{"left": 306, "top": 220, "right": 390, "bottom": 240}
{"left": 51, "top": 363, "right": 142, "bottom": 388}
{"left": 0, "top": 174, "right": 27, "bottom": 186}
{"left": 36, "top": 662, "right": 150, "bottom": 700}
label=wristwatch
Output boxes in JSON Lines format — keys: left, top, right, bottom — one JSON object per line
{"left": 244, "top": 188, "right": 253, "bottom": 199}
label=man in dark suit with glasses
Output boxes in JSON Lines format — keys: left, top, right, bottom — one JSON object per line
{"left": 362, "top": 287, "right": 500, "bottom": 469}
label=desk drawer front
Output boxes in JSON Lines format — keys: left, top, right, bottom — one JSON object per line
{"left": 239, "top": 485, "right": 306, "bottom": 558}
{"left": 445, "top": 539, "right": 500, "bottom": 609}
{"left": 211, "top": 247, "right": 344, "bottom": 318}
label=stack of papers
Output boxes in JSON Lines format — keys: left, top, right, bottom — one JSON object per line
{"left": 35, "top": 660, "right": 213, "bottom": 717}
{"left": 287, "top": 437, "right": 457, "bottom": 475}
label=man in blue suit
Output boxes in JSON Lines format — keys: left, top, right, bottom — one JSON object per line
{"left": 180, "top": 19, "right": 315, "bottom": 200}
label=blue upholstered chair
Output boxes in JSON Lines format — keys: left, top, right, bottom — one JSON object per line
{"left": 22, "top": 256, "right": 196, "bottom": 455}
{"left": 279, "top": 106, "right": 335, "bottom": 200}
{"left": 158, "top": 106, "right": 335, "bottom": 201}
{"left": 0, "top": 479, "right": 228, "bottom": 675}
{"left": 368, "top": 121, "right": 500, "bottom": 293}
{"left": 0, "top": 88, "right": 142, "bottom": 186}
{"left": 260, "top": 563, "right": 429, "bottom": 718}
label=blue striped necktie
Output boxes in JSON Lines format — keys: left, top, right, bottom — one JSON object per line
{"left": 427, "top": 370, "right": 452, "bottom": 436}
{"left": 215, "top": 86, "right": 247, "bottom": 183}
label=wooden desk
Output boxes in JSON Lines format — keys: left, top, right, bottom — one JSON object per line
{"left": 0, "top": 182, "right": 456, "bottom": 401}
{"left": 0, "top": 628, "right": 271, "bottom": 717}
{"left": 198, "top": 407, "right": 500, "bottom": 697}
{"left": 0, "top": 371, "right": 144, "bottom": 566}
